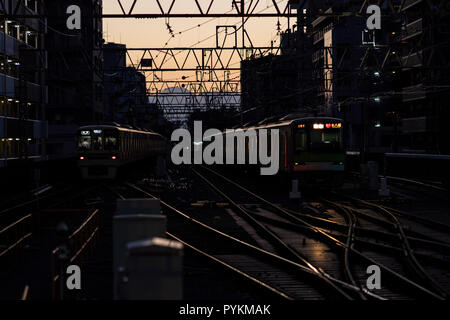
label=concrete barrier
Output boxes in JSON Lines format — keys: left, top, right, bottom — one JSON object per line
{"left": 116, "top": 198, "right": 161, "bottom": 215}
{"left": 113, "top": 213, "right": 166, "bottom": 299}
{"left": 120, "top": 237, "right": 183, "bottom": 300}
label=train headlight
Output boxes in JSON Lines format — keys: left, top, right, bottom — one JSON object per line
{"left": 80, "top": 156, "right": 85, "bottom": 160}
{"left": 313, "top": 123, "right": 324, "bottom": 130}
{"left": 112, "top": 156, "right": 117, "bottom": 160}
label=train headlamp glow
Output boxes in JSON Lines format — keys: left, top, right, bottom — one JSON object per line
{"left": 81, "top": 131, "right": 90, "bottom": 136}
{"left": 313, "top": 123, "right": 324, "bottom": 130}
{"left": 80, "top": 156, "right": 85, "bottom": 160}
{"left": 111, "top": 156, "right": 117, "bottom": 160}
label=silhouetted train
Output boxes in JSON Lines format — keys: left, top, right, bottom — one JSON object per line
{"left": 203, "top": 116, "right": 345, "bottom": 186}
{"left": 77, "top": 124, "right": 167, "bottom": 179}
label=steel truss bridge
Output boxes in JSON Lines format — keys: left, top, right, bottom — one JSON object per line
{"left": 3, "top": 0, "right": 444, "bottom": 120}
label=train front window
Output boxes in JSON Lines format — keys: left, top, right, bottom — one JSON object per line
{"left": 310, "top": 128, "right": 342, "bottom": 152}
{"left": 90, "top": 130, "right": 104, "bottom": 151}
{"left": 91, "top": 136, "right": 103, "bottom": 151}
{"left": 294, "top": 129, "right": 307, "bottom": 152}
{"left": 78, "top": 131, "right": 91, "bottom": 151}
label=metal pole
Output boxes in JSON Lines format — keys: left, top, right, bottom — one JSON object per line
{"left": 59, "top": 262, "right": 64, "bottom": 300}
{"left": 361, "top": 100, "right": 366, "bottom": 164}
{"left": 2, "top": 2, "right": 9, "bottom": 164}
{"left": 241, "top": 0, "right": 245, "bottom": 48}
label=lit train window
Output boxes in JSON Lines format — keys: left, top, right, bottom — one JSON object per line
{"left": 78, "top": 135, "right": 91, "bottom": 151}
{"left": 104, "top": 130, "right": 118, "bottom": 151}
{"left": 310, "top": 130, "right": 342, "bottom": 151}
{"left": 92, "top": 135, "right": 103, "bottom": 151}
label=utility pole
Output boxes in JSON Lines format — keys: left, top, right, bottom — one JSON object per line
{"left": 241, "top": 0, "right": 245, "bottom": 48}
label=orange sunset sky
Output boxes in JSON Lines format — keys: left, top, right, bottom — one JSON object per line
{"left": 102, "top": 0, "right": 294, "bottom": 67}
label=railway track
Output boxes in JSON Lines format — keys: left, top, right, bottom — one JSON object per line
{"left": 0, "top": 182, "right": 110, "bottom": 299}
{"left": 329, "top": 193, "right": 450, "bottom": 298}
{"left": 386, "top": 176, "right": 450, "bottom": 202}
{"left": 245, "top": 207, "right": 450, "bottom": 269}
{"left": 190, "top": 166, "right": 447, "bottom": 300}
{"left": 349, "top": 171, "right": 450, "bottom": 204}
{"left": 117, "top": 181, "right": 377, "bottom": 300}
{"left": 191, "top": 168, "right": 368, "bottom": 299}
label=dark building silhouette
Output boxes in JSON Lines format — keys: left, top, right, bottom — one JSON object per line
{"left": 394, "top": 0, "right": 450, "bottom": 154}
{"left": 0, "top": 0, "right": 47, "bottom": 188}
{"left": 241, "top": 53, "right": 300, "bottom": 123}
{"left": 241, "top": 1, "right": 450, "bottom": 156}
{"left": 103, "top": 42, "right": 151, "bottom": 128}
{"left": 103, "top": 42, "right": 126, "bottom": 122}
{"left": 103, "top": 42, "right": 169, "bottom": 131}
{"left": 46, "top": 0, "right": 103, "bottom": 158}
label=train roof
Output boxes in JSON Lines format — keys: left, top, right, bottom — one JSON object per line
{"left": 245, "top": 117, "right": 343, "bottom": 130}
{"left": 78, "top": 125, "right": 164, "bottom": 137}
{"left": 202, "top": 117, "right": 343, "bottom": 139}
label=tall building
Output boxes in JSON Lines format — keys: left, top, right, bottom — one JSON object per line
{"left": 0, "top": 0, "right": 47, "bottom": 181}
{"left": 300, "top": 2, "right": 392, "bottom": 155}
{"left": 103, "top": 42, "right": 155, "bottom": 129}
{"left": 304, "top": 1, "right": 450, "bottom": 155}
{"left": 240, "top": 52, "right": 300, "bottom": 123}
{"left": 103, "top": 42, "right": 126, "bottom": 122}
{"left": 395, "top": 0, "right": 450, "bottom": 154}
{"left": 46, "top": 0, "right": 103, "bottom": 158}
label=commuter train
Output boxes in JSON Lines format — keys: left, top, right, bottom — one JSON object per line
{"left": 206, "top": 116, "right": 345, "bottom": 186}
{"left": 77, "top": 124, "right": 167, "bottom": 179}
{"left": 258, "top": 117, "right": 345, "bottom": 186}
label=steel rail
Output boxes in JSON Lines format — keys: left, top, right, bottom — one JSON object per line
{"left": 386, "top": 176, "right": 450, "bottom": 194}
{"left": 334, "top": 195, "right": 449, "bottom": 299}
{"left": 0, "top": 214, "right": 32, "bottom": 258}
{"left": 21, "top": 285, "right": 30, "bottom": 300}
{"left": 50, "top": 209, "right": 100, "bottom": 299}
{"left": 124, "top": 182, "right": 381, "bottom": 299}
{"left": 283, "top": 207, "right": 450, "bottom": 251}
{"left": 0, "top": 185, "right": 73, "bottom": 217}
{"left": 326, "top": 203, "right": 450, "bottom": 245}
{"left": 167, "top": 232, "right": 294, "bottom": 300}
{"left": 322, "top": 200, "right": 367, "bottom": 300}
{"left": 246, "top": 210, "right": 450, "bottom": 267}
{"left": 376, "top": 204, "right": 450, "bottom": 234}
{"left": 192, "top": 168, "right": 354, "bottom": 299}
{"left": 199, "top": 166, "right": 445, "bottom": 300}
